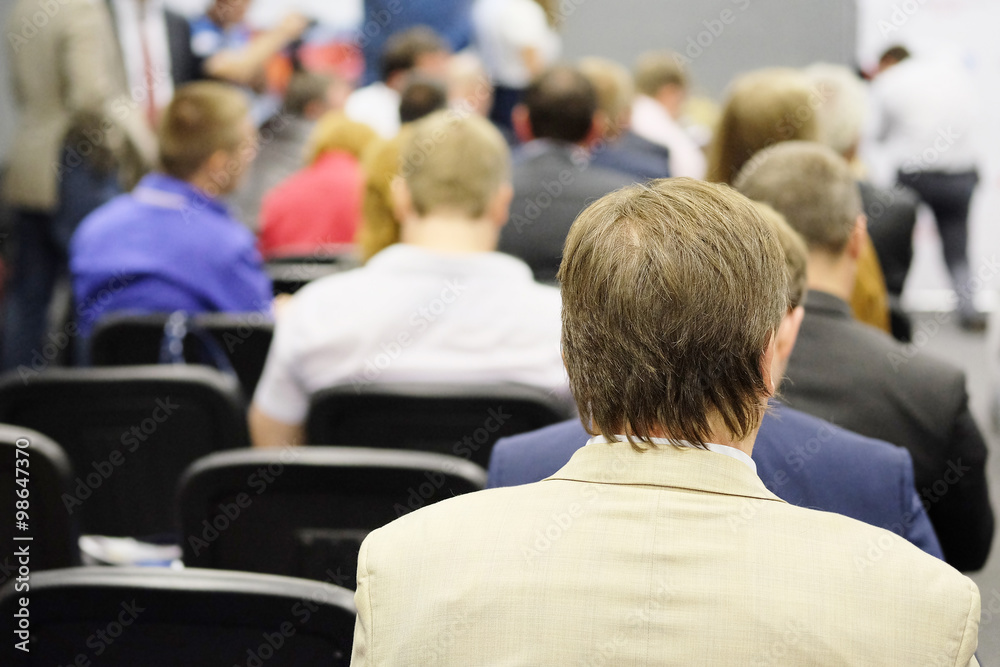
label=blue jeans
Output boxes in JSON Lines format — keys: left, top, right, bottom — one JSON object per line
{"left": 1, "top": 156, "right": 119, "bottom": 371}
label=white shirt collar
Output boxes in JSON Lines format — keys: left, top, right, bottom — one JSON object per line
{"left": 588, "top": 434, "right": 757, "bottom": 474}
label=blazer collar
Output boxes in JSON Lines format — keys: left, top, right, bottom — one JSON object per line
{"left": 803, "top": 289, "right": 853, "bottom": 319}
{"left": 545, "top": 439, "right": 786, "bottom": 504}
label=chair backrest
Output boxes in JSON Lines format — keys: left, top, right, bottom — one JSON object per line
{"left": 89, "top": 312, "right": 274, "bottom": 397}
{"left": 0, "top": 366, "right": 248, "bottom": 538}
{"left": 0, "top": 425, "right": 79, "bottom": 576}
{"left": 179, "top": 447, "right": 486, "bottom": 587}
{"left": 306, "top": 383, "right": 575, "bottom": 469}
{"left": 0, "top": 567, "right": 355, "bottom": 666}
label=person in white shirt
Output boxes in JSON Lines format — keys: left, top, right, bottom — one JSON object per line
{"left": 629, "top": 50, "right": 706, "bottom": 179}
{"left": 869, "top": 45, "right": 985, "bottom": 329}
{"left": 472, "top": 0, "right": 561, "bottom": 130}
{"left": 249, "top": 111, "right": 567, "bottom": 448}
{"left": 345, "top": 26, "right": 451, "bottom": 139}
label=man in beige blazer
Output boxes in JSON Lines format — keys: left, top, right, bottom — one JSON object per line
{"left": 351, "top": 178, "right": 980, "bottom": 665}
{"left": 3, "top": 0, "right": 155, "bottom": 370}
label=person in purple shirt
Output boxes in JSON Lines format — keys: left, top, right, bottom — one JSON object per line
{"left": 71, "top": 82, "right": 273, "bottom": 341}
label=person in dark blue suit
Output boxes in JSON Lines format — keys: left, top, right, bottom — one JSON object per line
{"left": 488, "top": 202, "right": 943, "bottom": 559}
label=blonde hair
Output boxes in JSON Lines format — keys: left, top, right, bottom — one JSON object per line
{"left": 559, "top": 178, "right": 786, "bottom": 449}
{"left": 356, "top": 131, "right": 409, "bottom": 262}
{"left": 579, "top": 57, "right": 634, "bottom": 133}
{"left": 400, "top": 111, "right": 510, "bottom": 219}
{"left": 633, "top": 51, "right": 688, "bottom": 97}
{"left": 158, "top": 82, "right": 250, "bottom": 180}
{"left": 706, "top": 68, "right": 820, "bottom": 185}
{"left": 804, "top": 63, "right": 868, "bottom": 158}
{"left": 305, "top": 112, "right": 379, "bottom": 165}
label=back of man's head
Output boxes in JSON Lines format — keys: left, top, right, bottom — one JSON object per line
{"left": 753, "top": 203, "right": 809, "bottom": 311}
{"left": 579, "top": 57, "right": 634, "bottom": 135}
{"left": 380, "top": 27, "right": 448, "bottom": 83}
{"left": 400, "top": 111, "right": 510, "bottom": 219}
{"left": 522, "top": 66, "right": 598, "bottom": 143}
{"left": 559, "top": 179, "right": 787, "bottom": 448}
{"left": 878, "top": 45, "right": 911, "bottom": 71}
{"left": 399, "top": 77, "right": 448, "bottom": 124}
{"left": 283, "top": 72, "right": 337, "bottom": 118}
{"left": 804, "top": 63, "right": 868, "bottom": 159}
{"left": 158, "top": 81, "right": 250, "bottom": 182}
{"left": 734, "top": 141, "right": 861, "bottom": 256}
{"left": 633, "top": 51, "right": 688, "bottom": 97}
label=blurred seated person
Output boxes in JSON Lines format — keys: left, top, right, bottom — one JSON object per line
{"left": 346, "top": 26, "right": 451, "bottom": 139}
{"left": 630, "top": 51, "right": 705, "bottom": 178}
{"left": 70, "top": 82, "right": 273, "bottom": 340}
{"left": 497, "top": 65, "right": 633, "bottom": 283}
{"left": 258, "top": 113, "right": 378, "bottom": 258}
{"left": 250, "top": 112, "right": 567, "bottom": 448}
{"left": 231, "top": 71, "right": 349, "bottom": 231}
{"left": 707, "top": 67, "right": 890, "bottom": 333}
{"left": 399, "top": 77, "right": 449, "bottom": 124}
{"left": 579, "top": 56, "right": 671, "bottom": 181}
{"left": 190, "top": 0, "right": 310, "bottom": 124}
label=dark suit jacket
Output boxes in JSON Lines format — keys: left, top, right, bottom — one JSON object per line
{"left": 499, "top": 140, "right": 634, "bottom": 283}
{"left": 487, "top": 405, "right": 943, "bottom": 559}
{"left": 783, "top": 289, "right": 994, "bottom": 571}
{"left": 591, "top": 131, "right": 671, "bottom": 182}
{"left": 106, "top": 3, "right": 201, "bottom": 87}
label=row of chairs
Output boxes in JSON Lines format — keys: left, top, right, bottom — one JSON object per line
{"left": 2, "top": 427, "right": 485, "bottom": 586}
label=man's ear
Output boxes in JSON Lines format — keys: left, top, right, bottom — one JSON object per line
{"left": 512, "top": 105, "right": 533, "bottom": 143}
{"left": 846, "top": 214, "right": 867, "bottom": 260}
{"left": 390, "top": 175, "right": 413, "bottom": 223}
{"left": 489, "top": 183, "right": 514, "bottom": 229}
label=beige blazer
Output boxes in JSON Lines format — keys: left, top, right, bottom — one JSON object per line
{"left": 3, "top": 0, "right": 155, "bottom": 211}
{"left": 352, "top": 440, "right": 980, "bottom": 666}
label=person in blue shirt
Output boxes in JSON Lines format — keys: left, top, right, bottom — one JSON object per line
{"left": 70, "top": 81, "right": 273, "bottom": 341}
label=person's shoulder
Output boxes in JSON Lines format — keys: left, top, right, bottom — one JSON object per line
{"left": 71, "top": 194, "right": 138, "bottom": 244}
{"left": 494, "top": 419, "right": 586, "bottom": 458}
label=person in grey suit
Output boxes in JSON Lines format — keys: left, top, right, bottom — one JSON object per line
{"left": 736, "top": 141, "right": 994, "bottom": 572}
{"left": 498, "top": 65, "right": 634, "bottom": 283}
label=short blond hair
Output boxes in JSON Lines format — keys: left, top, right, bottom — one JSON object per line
{"left": 753, "top": 202, "right": 809, "bottom": 310}
{"left": 400, "top": 111, "right": 510, "bottom": 219}
{"left": 159, "top": 82, "right": 250, "bottom": 180}
{"left": 734, "top": 141, "right": 861, "bottom": 254}
{"left": 706, "top": 68, "right": 820, "bottom": 185}
{"left": 804, "top": 63, "right": 868, "bottom": 157}
{"left": 579, "top": 57, "right": 634, "bottom": 130}
{"left": 559, "top": 178, "right": 786, "bottom": 449}
{"left": 305, "top": 112, "right": 379, "bottom": 165}
{"left": 633, "top": 51, "right": 688, "bottom": 97}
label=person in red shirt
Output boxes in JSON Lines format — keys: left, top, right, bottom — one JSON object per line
{"left": 258, "top": 113, "right": 378, "bottom": 258}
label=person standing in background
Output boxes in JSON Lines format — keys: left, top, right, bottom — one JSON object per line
{"left": 869, "top": 46, "right": 986, "bottom": 331}
{"left": 472, "top": 0, "right": 561, "bottom": 132}
{"left": 2, "top": 0, "right": 157, "bottom": 372}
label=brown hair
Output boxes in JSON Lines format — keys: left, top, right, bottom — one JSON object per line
{"left": 633, "top": 51, "right": 688, "bottom": 97}
{"left": 400, "top": 111, "right": 509, "bottom": 219}
{"left": 158, "top": 82, "right": 250, "bottom": 180}
{"left": 559, "top": 178, "right": 787, "bottom": 449}
{"left": 706, "top": 68, "right": 820, "bottom": 185}
{"left": 753, "top": 202, "right": 809, "bottom": 310}
{"left": 734, "top": 141, "right": 861, "bottom": 255}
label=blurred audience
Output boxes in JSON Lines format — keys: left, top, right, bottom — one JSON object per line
{"left": 2, "top": 0, "right": 156, "bottom": 371}
{"left": 472, "top": 0, "right": 561, "bottom": 131}
{"left": 398, "top": 77, "right": 449, "bottom": 123}
{"left": 446, "top": 52, "right": 494, "bottom": 118}
{"left": 709, "top": 67, "right": 890, "bottom": 333}
{"left": 870, "top": 46, "right": 986, "bottom": 330}
{"left": 630, "top": 51, "right": 705, "bottom": 178}
{"left": 359, "top": 0, "right": 474, "bottom": 86}
{"left": 346, "top": 26, "right": 451, "bottom": 139}
{"left": 486, "top": 200, "right": 943, "bottom": 558}
{"left": 70, "top": 82, "right": 273, "bottom": 341}
{"left": 250, "top": 112, "right": 566, "bottom": 448}
{"left": 579, "top": 56, "right": 671, "bottom": 181}
{"left": 807, "top": 62, "right": 920, "bottom": 340}
{"left": 231, "top": 71, "right": 347, "bottom": 230}
{"left": 497, "top": 65, "right": 633, "bottom": 283}
{"left": 258, "top": 113, "right": 378, "bottom": 258}
{"left": 736, "top": 141, "right": 995, "bottom": 572}
{"left": 190, "top": 0, "right": 310, "bottom": 124}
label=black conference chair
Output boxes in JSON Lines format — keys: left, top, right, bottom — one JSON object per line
{"left": 0, "top": 366, "right": 248, "bottom": 539}
{"left": 306, "top": 383, "right": 575, "bottom": 469}
{"left": 0, "top": 567, "right": 355, "bottom": 666}
{"left": 179, "top": 447, "right": 486, "bottom": 587}
{"left": 0, "top": 425, "right": 80, "bottom": 577}
{"left": 266, "top": 246, "right": 359, "bottom": 295}
{"left": 89, "top": 312, "right": 274, "bottom": 397}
